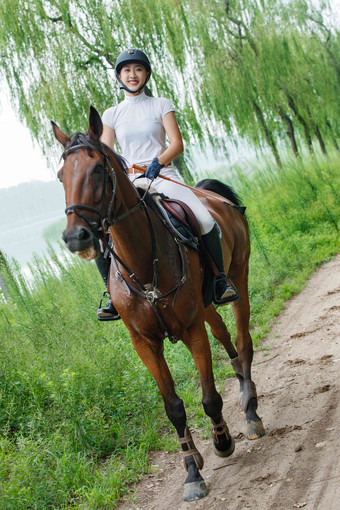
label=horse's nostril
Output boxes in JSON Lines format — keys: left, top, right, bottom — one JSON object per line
{"left": 62, "top": 226, "right": 93, "bottom": 247}
{"left": 78, "top": 227, "right": 91, "bottom": 241}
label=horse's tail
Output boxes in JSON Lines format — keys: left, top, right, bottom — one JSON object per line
{"left": 195, "top": 179, "right": 243, "bottom": 209}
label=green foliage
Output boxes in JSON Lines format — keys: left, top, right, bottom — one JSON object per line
{"left": 0, "top": 250, "right": 172, "bottom": 508}
{"left": 0, "top": 0, "right": 339, "bottom": 168}
{"left": 215, "top": 149, "right": 340, "bottom": 343}
{"left": 0, "top": 151, "right": 339, "bottom": 507}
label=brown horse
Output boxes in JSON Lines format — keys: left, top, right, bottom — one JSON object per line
{"left": 52, "top": 107, "right": 264, "bottom": 501}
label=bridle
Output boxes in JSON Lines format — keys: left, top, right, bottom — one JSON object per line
{"left": 62, "top": 134, "right": 135, "bottom": 234}
{"left": 61, "top": 134, "right": 186, "bottom": 343}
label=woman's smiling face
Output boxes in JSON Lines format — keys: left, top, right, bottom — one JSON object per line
{"left": 119, "top": 63, "right": 148, "bottom": 94}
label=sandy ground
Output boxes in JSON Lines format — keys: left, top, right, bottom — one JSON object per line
{"left": 118, "top": 255, "right": 340, "bottom": 510}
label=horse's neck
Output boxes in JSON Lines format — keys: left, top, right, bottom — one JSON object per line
{"left": 108, "top": 155, "right": 155, "bottom": 276}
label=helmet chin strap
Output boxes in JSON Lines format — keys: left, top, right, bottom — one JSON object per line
{"left": 119, "top": 83, "right": 144, "bottom": 94}
{"left": 117, "top": 73, "right": 150, "bottom": 95}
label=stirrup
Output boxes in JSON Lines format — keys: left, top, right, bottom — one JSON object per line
{"left": 97, "top": 292, "right": 120, "bottom": 321}
{"left": 213, "top": 275, "right": 239, "bottom": 305}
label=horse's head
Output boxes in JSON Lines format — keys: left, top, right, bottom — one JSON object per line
{"left": 52, "top": 107, "right": 115, "bottom": 260}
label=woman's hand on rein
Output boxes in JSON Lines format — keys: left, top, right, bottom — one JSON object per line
{"left": 145, "top": 157, "right": 165, "bottom": 179}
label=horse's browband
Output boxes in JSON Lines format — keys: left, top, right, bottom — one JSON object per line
{"left": 62, "top": 135, "right": 108, "bottom": 161}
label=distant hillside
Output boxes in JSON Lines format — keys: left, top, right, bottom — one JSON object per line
{"left": 0, "top": 180, "right": 65, "bottom": 227}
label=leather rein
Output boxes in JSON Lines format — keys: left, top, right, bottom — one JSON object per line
{"left": 61, "top": 136, "right": 186, "bottom": 343}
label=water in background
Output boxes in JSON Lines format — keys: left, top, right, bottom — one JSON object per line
{"left": 0, "top": 213, "right": 64, "bottom": 267}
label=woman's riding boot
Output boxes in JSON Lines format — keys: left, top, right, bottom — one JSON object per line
{"left": 201, "top": 224, "right": 239, "bottom": 305}
{"left": 95, "top": 254, "right": 120, "bottom": 321}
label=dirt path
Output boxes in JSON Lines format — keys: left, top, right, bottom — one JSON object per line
{"left": 118, "top": 255, "right": 340, "bottom": 510}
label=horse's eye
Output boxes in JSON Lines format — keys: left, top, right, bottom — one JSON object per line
{"left": 57, "top": 169, "right": 63, "bottom": 182}
{"left": 92, "top": 164, "right": 104, "bottom": 177}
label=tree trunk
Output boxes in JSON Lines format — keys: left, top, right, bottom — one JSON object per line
{"left": 314, "top": 124, "right": 327, "bottom": 155}
{"left": 326, "top": 120, "right": 340, "bottom": 152}
{"left": 286, "top": 94, "right": 314, "bottom": 155}
{"left": 173, "top": 154, "right": 194, "bottom": 185}
{"left": 304, "top": 106, "right": 327, "bottom": 155}
{"left": 252, "top": 100, "right": 282, "bottom": 169}
{"left": 277, "top": 107, "right": 299, "bottom": 157}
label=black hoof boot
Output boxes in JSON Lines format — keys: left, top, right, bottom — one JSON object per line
{"left": 214, "top": 274, "right": 239, "bottom": 305}
{"left": 97, "top": 292, "right": 120, "bottom": 321}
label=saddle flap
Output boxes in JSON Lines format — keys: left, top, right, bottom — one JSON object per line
{"left": 161, "top": 198, "right": 201, "bottom": 239}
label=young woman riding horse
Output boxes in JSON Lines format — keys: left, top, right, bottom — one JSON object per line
{"left": 97, "top": 48, "right": 237, "bottom": 320}
{"left": 52, "top": 49, "right": 265, "bottom": 502}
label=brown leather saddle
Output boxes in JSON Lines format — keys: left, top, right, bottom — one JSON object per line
{"left": 161, "top": 197, "right": 221, "bottom": 307}
{"left": 161, "top": 197, "right": 223, "bottom": 280}
{"left": 161, "top": 198, "right": 202, "bottom": 241}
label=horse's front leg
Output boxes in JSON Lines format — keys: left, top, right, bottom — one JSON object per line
{"left": 182, "top": 324, "right": 235, "bottom": 459}
{"left": 130, "top": 333, "right": 207, "bottom": 502}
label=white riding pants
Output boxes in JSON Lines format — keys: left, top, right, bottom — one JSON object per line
{"left": 130, "top": 169, "right": 214, "bottom": 235}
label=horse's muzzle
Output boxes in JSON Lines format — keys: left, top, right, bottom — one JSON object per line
{"left": 62, "top": 225, "right": 96, "bottom": 259}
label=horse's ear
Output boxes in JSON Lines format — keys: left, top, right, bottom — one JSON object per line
{"left": 51, "top": 121, "right": 71, "bottom": 148}
{"left": 88, "top": 106, "right": 103, "bottom": 141}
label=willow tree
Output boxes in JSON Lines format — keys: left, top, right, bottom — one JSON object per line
{"left": 0, "top": 0, "right": 339, "bottom": 170}
{"left": 181, "top": 0, "right": 340, "bottom": 164}
{"left": 0, "top": 1, "right": 184, "bottom": 150}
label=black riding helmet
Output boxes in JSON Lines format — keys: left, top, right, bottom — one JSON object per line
{"left": 115, "top": 48, "right": 151, "bottom": 94}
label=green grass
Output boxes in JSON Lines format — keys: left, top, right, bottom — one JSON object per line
{"left": 0, "top": 151, "right": 339, "bottom": 508}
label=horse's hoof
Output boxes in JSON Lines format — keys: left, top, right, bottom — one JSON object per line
{"left": 212, "top": 435, "right": 235, "bottom": 458}
{"left": 183, "top": 480, "right": 208, "bottom": 501}
{"left": 246, "top": 419, "right": 265, "bottom": 440}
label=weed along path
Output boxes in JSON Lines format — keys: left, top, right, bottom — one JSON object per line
{"left": 117, "top": 255, "right": 340, "bottom": 510}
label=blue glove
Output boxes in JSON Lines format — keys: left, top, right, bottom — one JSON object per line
{"left": 145, "top": 157, "right": 165, "bottom": 179}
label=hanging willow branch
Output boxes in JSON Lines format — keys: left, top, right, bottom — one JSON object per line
{"left": 0, "top": 0, "right": 339, "bottom": 169}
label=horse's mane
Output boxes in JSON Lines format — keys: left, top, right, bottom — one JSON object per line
{"left": 66, "top": 132, "right": 128, "bottom": 174}
{"left": 195, "top": 179, "right": 241, "bottom": 206}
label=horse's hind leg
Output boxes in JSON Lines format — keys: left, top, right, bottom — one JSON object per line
{"left": 204, "top": 305, "right": 238, "bottom": 360}
{"left": 182, "top": 323, "right": 235, "bottom": 459}
{"left": 204, "top": 306, "right": 262, "bottom": 438}
{"left": 229, "top": 266, "right": 265, "bottom": 439}
{"left": 204, "top": 305, "right": 246, "bottom": 384}
{"left": 130, "top": 333, "right": 207, "bottom": 502}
